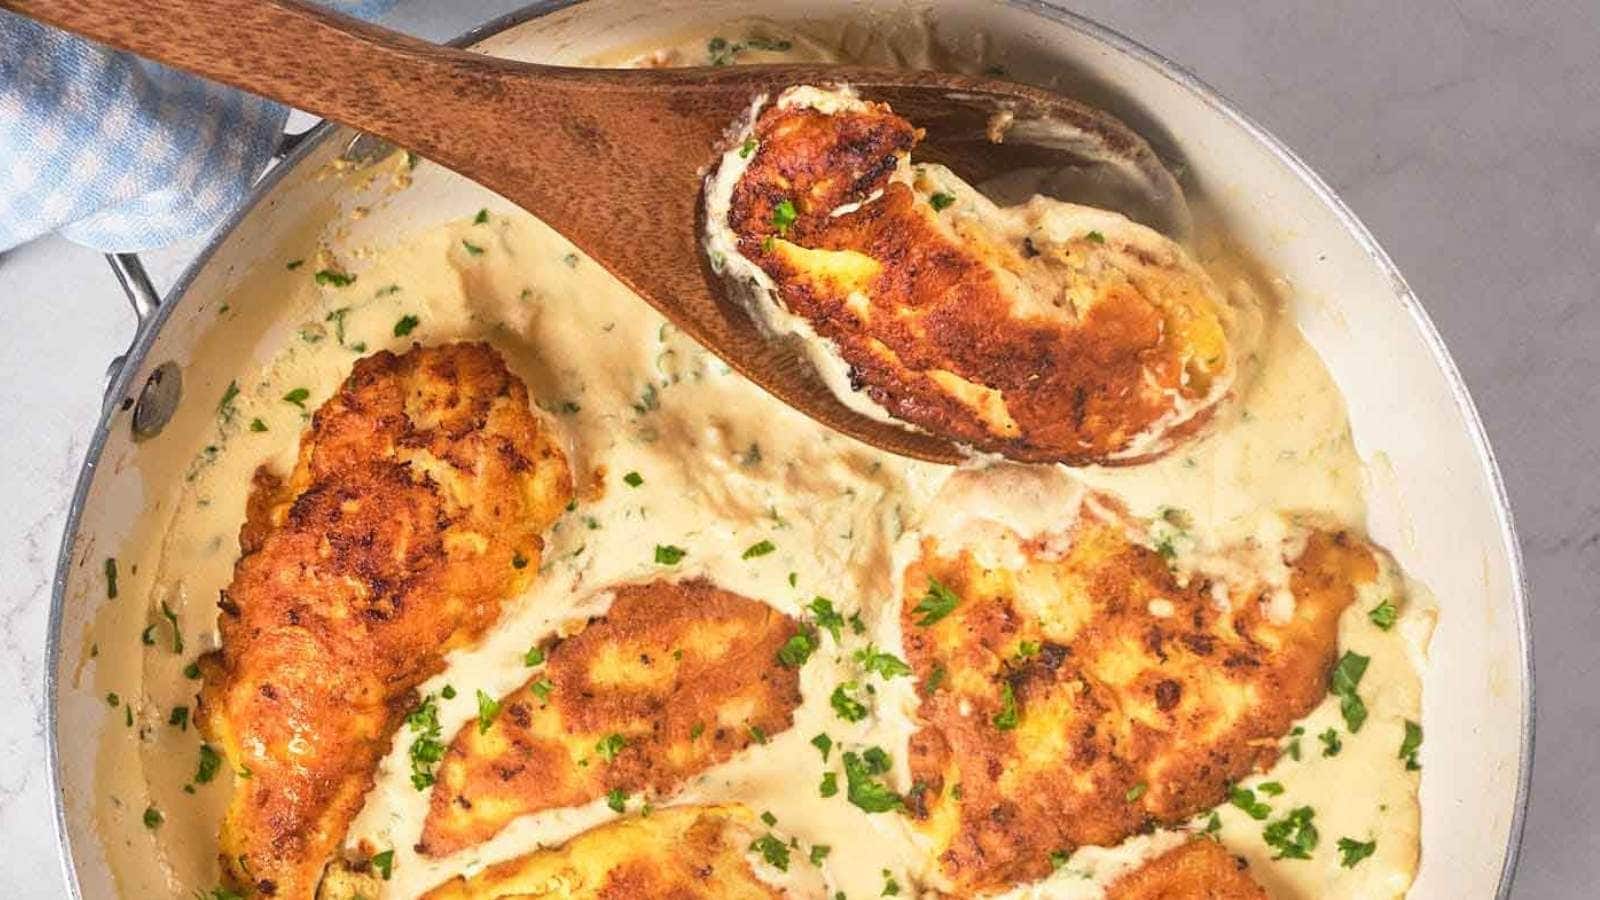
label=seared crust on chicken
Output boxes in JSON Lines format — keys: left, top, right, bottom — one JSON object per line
{"left": 420, "top": 805, "right": 784, "bottom": 899}
{"left": 197, "top": 342, "right": 572, "bottom": 898}
{"left": 723, "top": 91, "right": 1232, "bottom": 464}
{"left": 900, "top": 491, "right": 1376, "bottom": 893}
{"left": 418, "top": 579, "right": 804, "bottom": 856}
{"left": 1106, "top": 838, "right": 1268, "bottom": 900}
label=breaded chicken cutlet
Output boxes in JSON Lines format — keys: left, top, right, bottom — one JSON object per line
{"left": 419, "top": 579, "right": 805, "bottom": 856}
{"left": 898, "top": 468, "right": 1387, "bottom": 894}
{"left": 1106, "top": 838, "right": 1268, "bottom": 900}
{"left": 714, "top": 86, "right": 1233, "bottom": 465}
{"left": 421, "top": 805, "right": 803, "bottom": 899}
{"left": 196, "top": 342, "right": 573, "bottom": 898}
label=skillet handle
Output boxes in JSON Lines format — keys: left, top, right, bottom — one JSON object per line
{"left": 102, "top": 252, "right": 183, "bottom": 439}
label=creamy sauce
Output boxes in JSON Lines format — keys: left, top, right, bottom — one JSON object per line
{"left": 86, "top": 16, "right": 1432, "bottom": 900}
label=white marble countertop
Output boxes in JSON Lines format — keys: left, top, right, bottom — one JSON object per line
{"left": 1, "top": 1, "right": 1593, "bottom": 896}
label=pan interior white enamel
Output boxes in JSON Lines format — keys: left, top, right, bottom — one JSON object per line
{"left": 50, "top": 1, "right": 1526, "bottom": 898}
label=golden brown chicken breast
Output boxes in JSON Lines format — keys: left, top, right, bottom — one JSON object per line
{"left": 713, "top": 86, "right": 1233, "bottom": 464}
{"left": 1106, "top": 839, "right": 1268, "bottom": 900}
{"left": 898, "top": 471, "right": 1380, "bottom": 894}
{"left": 419, "top": 579, "right": 804, "bottom": 856}
{"left": 421, "top": 805, "right": 791, "bottom": 899}
{"left": 196, "top": 342, "right": 573, "bottom": 898}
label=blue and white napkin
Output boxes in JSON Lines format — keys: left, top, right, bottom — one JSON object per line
{"left": 0, "top": 1, "right": 397, "bottom": 253}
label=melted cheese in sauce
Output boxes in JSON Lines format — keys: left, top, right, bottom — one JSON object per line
{"left": 86, "top": 17, "right": 1433, "bottom": 900}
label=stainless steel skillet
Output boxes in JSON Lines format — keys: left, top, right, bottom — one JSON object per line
{"left": 47, "top": 1, "right": 1531, "bottom": 896}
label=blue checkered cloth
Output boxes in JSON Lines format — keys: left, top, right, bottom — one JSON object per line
{"left": 0, "top": 1, "right": 396, "bottom": 253}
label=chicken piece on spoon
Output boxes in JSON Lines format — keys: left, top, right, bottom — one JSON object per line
{"left": 706, "top": 86, "right": 1235, "bottom": 465}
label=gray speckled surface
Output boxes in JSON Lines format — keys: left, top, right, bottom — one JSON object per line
{"left": 0, "top": 1, "right": 1593, "bottom": 896}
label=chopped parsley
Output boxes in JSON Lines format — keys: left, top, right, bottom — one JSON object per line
{"left": 830, "top": 683, "right": 868, "bottom": 722}
{"left": 168, "top": 706, "right": 189, "bottom": 730}
{"left": 778, "top": 631, "right": 818, "bottom": 668}
{"left": 842, "top": 748, "right": 902, "bottom": 813}
{"left": 1049, "top": 849, "right": 1070, "bottom": 870}
{"left": 160, "top": 601, "right": 183, "bottom": 654}
{"left": 1286, "top": 725, "right": 1304, "bottom": 761}
{"left": 1085, "top": 230, "right": 1106, "bottom": 243}
{"left": 749, "top": 833, "right": 790, "bottom": 871}
{"left": 881, "top": 869, "right": 901, "bottom": 895}
{"left": 217, "top": 380, "right": 239, "bottom": 422}
{"left": 808, "top": 596, "right": 846, "bottom": 642}
{"left": 855, "top": 645, "right": 911, "bottom": 680}
{"left": 1399, "top": 719, "right": 1423, "bottom": 770}
{"left": 1126, "top": 782, "right": 1147, "bottom": 802}
{"left": 761, "top": 811, "right": 778, "bottom": 826}
{"left": 282, "top": 387, "right": 310, "bottom": 408}
{"left": 314, "top": 269, "right": 355, "bottom": 287}
{"left": 461, "top": 240, "right": 485, "bottom": 256}
{"left": 249, "top": 418, "right": 267, "bottom": 432}
{"left": 1337, "top": 837, "right": 1376, "bottom": 868}
{"left": 810, "top": 844, "right": 832, "bottom": 865}
{"left": 770, "top": 199, "right": 798, "bottom": 234}
{"left": 371, "top": 848, "right": 395, "bottom": 880}
{"left": 928, "top": 192, "right": 956, "bottom": 211}
{"left": 819, "top": 771, "right": 839, "bottom": 797}
{"left": 811, "top": 732, "right": 833, "bottom": 762}
{"left": 285, "top": 259, "right": 304, "bottom": 270}
{"left": 922, "top": 662, "right": 947, "bottom": 694}
{"left": 1319, "top": 727, "right": 1343, "bottom": 757}
{"left": 622, "top": 470, "right": 644, "bottom": 487}
{"left": 194, "top": 744, "right": 222, "bottom": 784}
{"left": 405, "top": 694, "right": 445, "bottom": 790}
{"left": 524, "top": 645, "right": 545, "bottom": 667}
{"left": 690, "top": 722, "right": 705, "bottom": 740}
{"left": 911, "top": 578, "right": 960, "bottom": 626}
{"left": 183, "top": 661, "right": 201, "bottom": 679}
{"left": 1228, "top": 785, "right": 1272, "bottom": 820}
{"left": 530, "top": 678, "right": 554, "bottom": 702}
{"left": 606, "top": 788, "right": 627, "bottom": 812}
{"left": 1258, "top": 781, "right": 1285, "bottom": 797}
{"left": 104, "top": 557, "right": 118, "bottom": 599}
{"left": 475, "top": 689, "right": 502, "bottom": 734}
{"left": 739, "top": 138, "right": 758, "bottom": 158}
{"left": 1263, "top": 806, "right": 1318, "bottom": 860}
{"left": 742, "top": 539, "right": 777, "bottom": 559}
{"left": 595, "top": 733, "right": 626, "bottom": 763}
{"left": 1368, "top": 600, "right": 1398, "bottom": 630}
{"left": 1329, "top": 651, "right": 1371, "bottom": 733}
{"left": 142, "top": 806, "right": 163, "bottom": 829}
{"left": 473, "top": 208, "right": 490, "bottom": 225}
{"left": 393, "top": 314, "right": 419, "bottom": 337}
{"left": 992, "top": 683, "right": 1020, "bottom": 730}
{"left": 654, "top": 544, "right": 687, "bottom": 565}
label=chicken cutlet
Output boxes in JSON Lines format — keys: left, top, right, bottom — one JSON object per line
{"left": 898, "top": 468, "right": 1383, "bottom": 894}
{"left": 1106, "top": 838, "right": 1268, "bottom": 900}
{"left": 712, "top": 85, "right": 1233, "bottom": 464}
{"left": 421, "top": 804, "right": 801, "bottom": 899}
{"left": 419, "top": 579, "right": 804, "bottom": 856}
{"left": 196, "top": 342, "right": 573, "bottom": 898}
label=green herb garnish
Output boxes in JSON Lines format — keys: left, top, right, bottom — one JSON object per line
{"left": 854, "top": 645, "right": 911, "bottom": 680}
{"left": 1263, "top": 806, "right": 1318, "bottom": 860}
{"left": 314, "top": 269, "right": 355, "bottom": 287}
{"left": 1368, "top": 601, "right": 1398, "bottom": 630}
{"left": 1399, "top": 719, "right": 1423, "bottom": 770}
{"left": 654, "top": 544, "right": 686, "bottom": 565}
{"left": 1329, "top": 651, "right": 1370, "bottom": 733}
{"left": 911, "top": 578, "right": 959, "bottom": 626}
{"left": 282, "top": 387, "right": 310, "bottom": 408}
{"left": 742, "top": 539, "right": 776, "bottom": 559}
{"left": 475, "top": 689, "right": 501, "bottom": 734}
{"left": 842, "top": 748, "right": 902, "bottom": 813}
{"left": 928, "top": 192, "right": 956, "bottom": 211}
{"left": 749, "top": 833, "right": 790, "bottom": 871}
{"left": 830, "top": 683, "right": 868, "bottom": 722}
{"left": 778, "top": 631, "right": 818, "bottom": 668}
{"left": 393, "top": 314, "right": 419, "bottom": 337}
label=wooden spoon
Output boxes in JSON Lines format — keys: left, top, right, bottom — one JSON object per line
{"left": 5, "top": 0, "right": 1184, "bottom": 465}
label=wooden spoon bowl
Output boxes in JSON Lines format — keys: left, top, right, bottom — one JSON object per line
{"left": 5, "top": 0, "right": 1185, "bottom": 465}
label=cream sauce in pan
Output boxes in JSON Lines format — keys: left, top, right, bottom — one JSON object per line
{"left": 86, "top": 17, "right": 1432, "bottom": 900}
